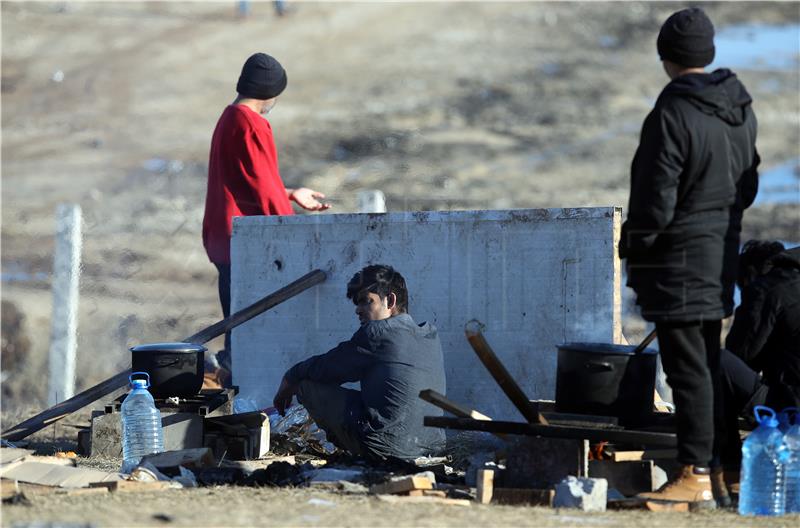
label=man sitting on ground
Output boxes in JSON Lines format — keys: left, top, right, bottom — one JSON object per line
{"left": 272, "top": 264, "right": 447, "bottom": 461}
{"left": 717, "top": 241, "right": 800, "bottom": 477}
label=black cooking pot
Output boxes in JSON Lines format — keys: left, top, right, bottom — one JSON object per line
{"left": 555, "top": 342, "right": 658, "bottom": 426}
{"left": 130, "top": 342, "right": 207, "bottom": 398}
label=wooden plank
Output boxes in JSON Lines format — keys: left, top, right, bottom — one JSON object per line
{"left": 418, "top": 389, "right": 507, "bottom": 440}
{"left": 610, "top": 449, "right": 678, "bottom": 462}
{"left": 492, "top": 488, "right": 554, "bottom": 507}
{"left": 89, "top": 480, "right": 171, "bottom": 493}
{"left": 375, "top": 494, "right": 471, "bottom": 506}
{"left": 183, "top": 269, "right": 326, "bottom": 344}
{"left": 464, "top": 320, "right": 548, "bottom": 425}
{"left": 1, "top": 269, "right": 327, "bottom": 442}
{"left": 407, "top": 489, "right": 447, "bottom": 498}
{"left": 423, "top": 416, "right": 678, "bottom": 447}
{"left": 369, "top": 476, "right": 433, "bottom": 495}
{"left": 476, "top": 469, "right": 494, "bottom": 504}
{"left": 419, "top": 389, "right": 492, "bottom": 420}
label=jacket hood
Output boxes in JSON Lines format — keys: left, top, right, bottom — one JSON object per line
{"left": 771, "top": 246, "right": 800, "bottom": 272}
{"left": 661, "top": 68, "right": 753, "bottom": 125}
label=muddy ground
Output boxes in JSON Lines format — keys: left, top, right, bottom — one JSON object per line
{"left": 1, "top": 1, "right": 799, "bottom": 526}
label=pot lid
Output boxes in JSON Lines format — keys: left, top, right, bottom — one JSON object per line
{"left": 130, "top": 342, "right": 207, "bottom": 353}
{"left": 556, "top": 342, "right": 658, "bottom": 355}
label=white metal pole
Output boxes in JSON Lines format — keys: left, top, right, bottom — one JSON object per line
{"left": 357, "top": 190, "right": 387, "bottom": 213}
{"left": 48, "top": 203, "right": 82, "bottom": 406}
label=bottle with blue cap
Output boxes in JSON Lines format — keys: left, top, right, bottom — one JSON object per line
{"left": 738, "top": 405, "right": 789, "bottom": 516}
{"left": 121, "top": 372, "right": 164, "bottom": 473}
{"left": 782, "top": 408, "right": 800, "bottom": 513}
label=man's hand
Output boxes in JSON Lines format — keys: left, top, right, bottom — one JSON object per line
{"left": 288, "top": 188, "right": 331, "bottom": 211}
{"left": 273, "top": 376, "right": 298, "bottom": 416}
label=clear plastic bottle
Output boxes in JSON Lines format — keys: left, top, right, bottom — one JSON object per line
{"left": 778, "top": 407, "right": 798, "bottom": 433}
{"left": 784, "top": 417, "right": 800, "bottom": 513}
{"left": 739, "top": 405, "right": 788, "bottom": 516}
{"left": 121, "top": 372, "right": 164, "bottom": 473}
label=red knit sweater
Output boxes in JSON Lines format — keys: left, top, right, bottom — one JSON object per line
{"left": 202, "top": 105, "right": 294, "bottom": 264}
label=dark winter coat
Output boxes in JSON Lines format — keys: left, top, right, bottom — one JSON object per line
{"left": 619, "top": 69, "right": 760, "bottom": 322}
{"left": 285, "top": 313, "right": 447, "bottom": 460}
{"left": 726, "top": 247, "right": 800, "bottom": 408}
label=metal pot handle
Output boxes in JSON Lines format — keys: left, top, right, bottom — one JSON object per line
{"left": 583, "top": 361, "right": 614, "bottom": 372}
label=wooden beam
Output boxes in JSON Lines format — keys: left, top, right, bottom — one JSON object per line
{"left": 419, "top": 389, "right": 492, "bottom": 420}
{"left": 464, "top": 320, "right": 548, "bottom": 425}
{"left": 423, "top": 416, "right": 677, "bottom": 447}
{"left": 419, "top": 389, "right": 507, "bottom": 440}
{"left": 1, "top": 270, "right": 327, "bottom": 442}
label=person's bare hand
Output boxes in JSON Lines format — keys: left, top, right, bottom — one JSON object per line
{"left": 273, "top": 376, "right": 298, "bottom": 416}
{"left": 289, "top": 188, "right": 331, "bottom": 211}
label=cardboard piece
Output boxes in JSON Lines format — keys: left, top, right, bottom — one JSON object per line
{"left": 0, "top": 448, "right": 35, "bottom": 465}
{"left": 0, "top": 461, "right": 122, "bottom": 488}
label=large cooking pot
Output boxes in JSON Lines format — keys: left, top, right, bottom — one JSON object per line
{"left": 555, "top": 342, "right": 658, "bottom": 426}
{"left": 130, "top": 342, "right": 207, "bottom": 398}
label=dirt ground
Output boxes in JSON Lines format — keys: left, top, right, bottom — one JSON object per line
{"left": 1, "top": 1, "right": 799, "bottom": 526}
{"left": 3, "top": 484, "right": 800, "bottom": 528}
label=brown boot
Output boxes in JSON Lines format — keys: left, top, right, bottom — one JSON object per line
{"left": 710, "top": 467, "right": 732, "bottom": 508}
{"left": 638, "top": 465, "right": 716, "bottom": 509}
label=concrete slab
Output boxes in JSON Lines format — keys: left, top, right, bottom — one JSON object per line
{"left": 231, "top": 208, "right": 622, "bottom": 420}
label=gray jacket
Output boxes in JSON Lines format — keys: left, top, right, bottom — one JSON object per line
{"left": 285, "top": 313, "right": 447, "bottom": 460}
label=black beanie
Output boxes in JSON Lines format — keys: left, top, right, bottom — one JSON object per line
{"left": 236, "top": 53, "right": 287, "bottom": 100}
{"left": 657, "top": 7, "right": 715, "bottom": 67}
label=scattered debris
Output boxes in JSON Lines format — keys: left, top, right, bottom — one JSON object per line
{"left": 140, "top": 448, "right": 215, "bottom": 475}
{"left": 89, "top": 480, "right": 172, "bottom": 493}
{"left": 369, "top": 473, "right": 434, "bottom": 495}
{"left": 307, "top": 497, "right": 336, "bottom": 507}
{"left": 269, "top": 405, "right": 337, "bottom": 456}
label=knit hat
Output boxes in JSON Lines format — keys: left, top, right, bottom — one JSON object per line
{"left": 236, "top": 53, "right": 287, "bottom": 100}
{"left": 657, "top": 8, "right": 715, "bottom": 67}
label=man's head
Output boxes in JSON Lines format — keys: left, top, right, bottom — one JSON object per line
{"left": 236, "top": 53, "right": 287, "bottom": 113}
{"left": 657, "top": 7, "right": 715, "bottom": 78}
{"left": 346, "top": 265, "right": 409, "bottom": 324}
{"left": 738, "top": 240, "right": 786, "bottom": 289}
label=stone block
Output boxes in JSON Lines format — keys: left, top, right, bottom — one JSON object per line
{"left": 553, "top": 476, "right": 607, "bottom": 512}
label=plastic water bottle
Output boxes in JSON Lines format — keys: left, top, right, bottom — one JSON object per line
{"left": 784, "top": 417, "right": 800, "bottom": 513}
{"left": 739, "top": 405, "right": 788, "bottom": 516}
{"left": 121, "top": 372, "right": 164, "bottom": 473}
{"left": 778, "top": 407, "right": 798, "bottom": 433}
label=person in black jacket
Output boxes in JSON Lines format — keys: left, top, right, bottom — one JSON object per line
{"left": 272, "top": 265, "right": 447, "bottom": 461}
{"left": 717, "top": 241, "right": 800, "bottom": 469}
{"left": 619, "top": 7, "right": 759, "bottom": 508}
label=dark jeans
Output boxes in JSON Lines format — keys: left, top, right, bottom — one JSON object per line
{"left": 214, "top": 262, "right": 232, "bottom": 361}
{"left": 296, "top": 380, "right": 368, "bottom": 457}
{"left": 655, "top": 320, "right": 722, "bottom": 467}
{"left": 718, "top": 348, "right": 770, "bottom": 468}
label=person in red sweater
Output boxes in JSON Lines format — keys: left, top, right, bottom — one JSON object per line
{"left": 203, "top": 52, "right": 329, "bottom": 368}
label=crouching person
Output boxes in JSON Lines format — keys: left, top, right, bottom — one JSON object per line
{"left": 272, "top": 264, "right": 447, "bottom": 461}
